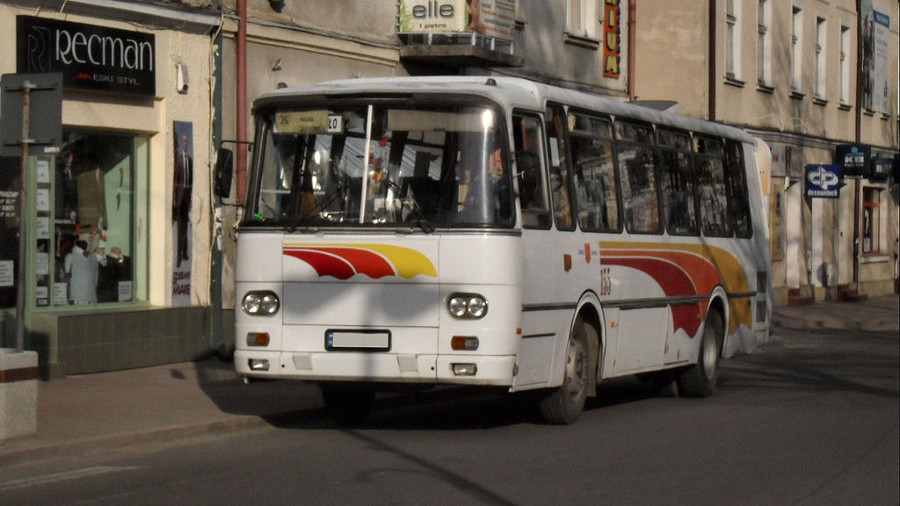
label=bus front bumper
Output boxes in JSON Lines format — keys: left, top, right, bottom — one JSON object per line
{"left": 234, "top": 349, "right": 516, "bottom": 387}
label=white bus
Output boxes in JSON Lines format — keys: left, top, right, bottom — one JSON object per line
{"left": 221, "top": 76, "right": 771, "bottom": 424}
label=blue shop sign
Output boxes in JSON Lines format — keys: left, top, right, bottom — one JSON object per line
{"left": 835, "top": 144, "right": 869, "bottom": 177}
{"left": 806, "top": 164, "right": 841, "bottom": 198}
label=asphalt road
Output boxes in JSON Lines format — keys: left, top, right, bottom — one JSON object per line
{"left": 2, "top": 322, "right": 898, "bottom": 505}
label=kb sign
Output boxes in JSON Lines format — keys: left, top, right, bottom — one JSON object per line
{"left": 805, "top": 164, "right": 842, "bottom": 199}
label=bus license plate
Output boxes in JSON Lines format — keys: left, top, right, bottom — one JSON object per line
{"left": 325, "top": 330, "right": 391, "bottom": 351}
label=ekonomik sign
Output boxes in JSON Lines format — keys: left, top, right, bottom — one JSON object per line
{"left": 16, "top": 16, "right": 155, "bottom": 96}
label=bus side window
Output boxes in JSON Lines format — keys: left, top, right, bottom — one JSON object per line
{"left": 513, "top": 113, "right": 551, "bottom": 229}
{"left": 615, "top": 121, "right": 660, "bottom": 234}
{"left": 657, "top": 128, "right": 699, "bottom": 236}
{"left": 546, "top": 106, "right": 575, "bottom": 231}
{"left": 569, "top": 112, "right": 619, "bottom": 232}
{"left": 724, "top": 140, "right": 753, "bottom": 238}
{"left": 695, "top": 136, "right": 733, "bottom": 237}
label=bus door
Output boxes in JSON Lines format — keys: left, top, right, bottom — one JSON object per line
{"left": 513, "top": 112, "right": 559, "bottom": 389}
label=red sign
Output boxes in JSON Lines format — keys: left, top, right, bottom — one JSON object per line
{"left": 603, "top": 0, "right": 621, "bottom": 79}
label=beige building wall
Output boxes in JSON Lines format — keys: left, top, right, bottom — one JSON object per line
{"left": 633, "top": 0, "right": 710, "bottom": 117}
{"left": 635, "top": 0, "right": 898, "bottom": 303}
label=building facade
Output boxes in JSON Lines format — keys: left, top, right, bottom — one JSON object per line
{"left": 635, "top": 0, "right": 899, "bottom": 304}
{"left": 0, "top": 0, "right": 221, "bottom": 377}
{"left": 1, "top": 0, "right": 631, "bottom": 376}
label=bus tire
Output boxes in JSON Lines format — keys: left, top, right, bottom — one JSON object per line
{"left": 678, "top": 309, "right": 723, "bottom": 398}
{"left": 320, "top": 383, "right": 374, "bottom": 425}
{"left": 539, "top": 318, "right": 592, "bottom": 424}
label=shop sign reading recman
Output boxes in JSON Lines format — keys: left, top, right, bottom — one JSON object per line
{"left": 16, "top": 16, "right": 155, "bottom": 96}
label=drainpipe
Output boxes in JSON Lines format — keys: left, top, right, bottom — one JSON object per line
{"left": 852, "top": 0, "right": 863, "bottom": 287}
{"left": 708, "top": 0, "right": 717, "bottom": 121}
{"left": 627, "top": 0, "right": 636, "bottom": 102}
{"left": 236, "top": 0, "right": 248, "bottom": 204}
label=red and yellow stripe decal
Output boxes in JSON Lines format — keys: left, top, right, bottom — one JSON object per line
{"left": 602, "top": 242, "right": 752, "bottom": 335}
{"left": 283, "top": 244, "right": 437, "bottom": 280}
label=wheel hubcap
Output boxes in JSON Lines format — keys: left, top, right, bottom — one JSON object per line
{"left": 565, "top": 336, "right": 587, "bottom": 399}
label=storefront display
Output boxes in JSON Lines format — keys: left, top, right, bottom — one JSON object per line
{"left": 50, "top": 131, "right": 139, "bottom": 306}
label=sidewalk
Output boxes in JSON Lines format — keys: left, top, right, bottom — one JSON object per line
{"left": 2, "top": 295, "right": 897, "bottom": 465}
{"left": 771, "top": 294, "right": 899, "bottom": 332}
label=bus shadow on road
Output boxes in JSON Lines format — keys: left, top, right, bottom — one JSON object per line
{"left": 257, "top": 377, "right": 669, "bottom": 431}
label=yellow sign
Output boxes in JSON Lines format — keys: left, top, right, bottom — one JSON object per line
{"left": 274, "top": 110, "right": 332, "bottom": 134}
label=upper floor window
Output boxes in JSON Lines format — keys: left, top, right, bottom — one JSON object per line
{"left": 726, "top": 0, "right": 742, "bottom": 80}
{"left": 757, "top": 0, "right": 771, "bottom": 85}
{"left": 567, "top": 0, "right": 599, "bottom": 39}
{"left": 814, "top": 16, "right": 827, "bottom": 99}
{"left": 839, "top": 24, "right": 851, "bottom": 105}
{"left": 791, "top": 5, "right": 803, "bottom": 91}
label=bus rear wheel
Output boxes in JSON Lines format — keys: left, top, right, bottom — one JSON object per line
{"left": 539, "top": 318, "right": 592, "bottom": 424}
{"left": 319, "top": 383, "right": 375, "bottom": 425}
{"left": 678, "top": 309, "right": 723, "bottom": 398}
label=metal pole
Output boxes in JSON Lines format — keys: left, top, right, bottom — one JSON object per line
{"left": 15, "top": 82, "right": 33, "bottom": 352}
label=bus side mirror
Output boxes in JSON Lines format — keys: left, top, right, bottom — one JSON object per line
{"left": 214, "top": 148, "right": 234, "bottom": 198}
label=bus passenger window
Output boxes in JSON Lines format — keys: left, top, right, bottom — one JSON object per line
{"left": 695, "top": 137, "right": 733, "bottom": 237}
{"left": 615, "top": 121, "right": 659, "bottom": 233}
{"left": 657, "top": 129, "right": 698, "bottom": 235}
{"left": 513, "top": 114, "right": 551, "bottom": 229}
{"left": 724, "top": 140, "right": 752, "bottom": 238}
{"left": 547, "top": 106, "right": 575, "bottom": 231}
{"left": 569, "top": 112, "right": 619, "bottom": 232}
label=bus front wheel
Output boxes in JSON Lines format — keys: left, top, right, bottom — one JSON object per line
{"left": 538, "top": 318, "right": 592, "bottom": 424}
{"left": 678, "top": 309, "right": 723, "bottom": 398}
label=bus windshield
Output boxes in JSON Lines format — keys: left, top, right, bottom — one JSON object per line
{"left": 247, "top": 100, "right": 514, "bottom": 230}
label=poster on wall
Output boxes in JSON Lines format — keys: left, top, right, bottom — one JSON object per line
{"left": 172, "top": 121, "right": 193, "bottom": 306}
{"left": 0, "top": 157, "right": 19, "bottom": 309}
{"left": 860, "top": 0, "right": 891, "bottom": 114}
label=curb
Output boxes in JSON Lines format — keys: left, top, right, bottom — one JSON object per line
{"left": 1, "top": 415, "right": 269, "bottom": 467}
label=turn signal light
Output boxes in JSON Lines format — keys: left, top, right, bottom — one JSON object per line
{"left": 246, "top": 332, "right": 270, "bottom": 347}
{"left": 451, "top": 336, "right": 479, "bottom": 351}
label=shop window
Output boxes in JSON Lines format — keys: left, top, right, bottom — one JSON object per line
{"left": 52, "top": 130, "right": 144, "bottom": 305}
{"left": 862, "top": 187, "right": 881, "bottom": 254}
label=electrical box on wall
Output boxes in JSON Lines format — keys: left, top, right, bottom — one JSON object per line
{"left": 176, "top": 63, "right": 189, "bottom": 94}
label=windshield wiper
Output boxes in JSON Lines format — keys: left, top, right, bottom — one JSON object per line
{"left": 384, "top": 180, "right": 434, "bottom": 234}
{"left": 283, "top": 183, "right": 348, "bottom": 232}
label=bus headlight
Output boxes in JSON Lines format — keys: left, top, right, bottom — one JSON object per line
{"left": 447, "top": 293, "right": 488, "bottom": 319}
{"left": 242, "top": 291, "right": 280, "bottom": 316}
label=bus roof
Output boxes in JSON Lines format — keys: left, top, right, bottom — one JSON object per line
{"left": 254, "top": 76, "right": 756, "bottom": 144}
